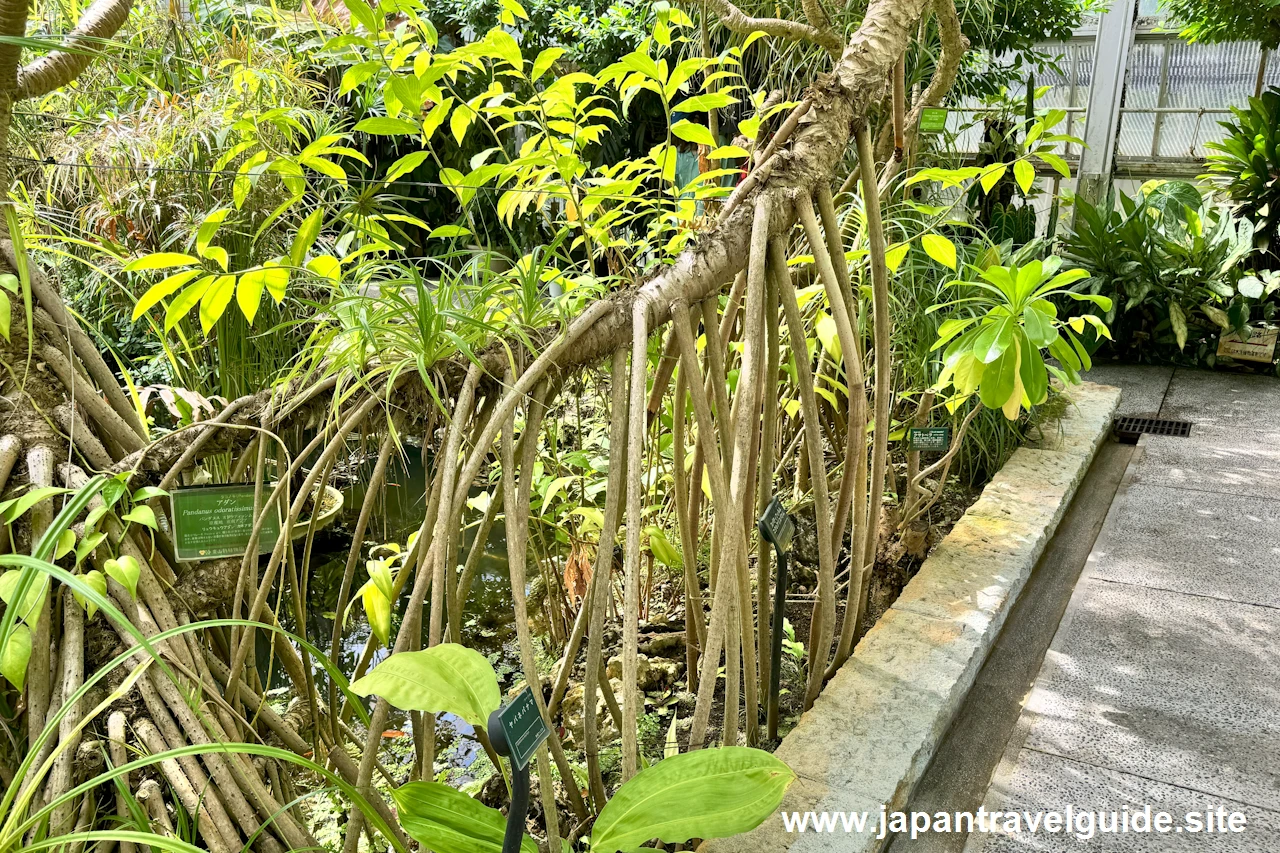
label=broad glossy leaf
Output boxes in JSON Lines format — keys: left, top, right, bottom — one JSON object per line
{"left": 646, "top": 527, "right": 682, "bottom": 568}
{"left": 921, "top": 234, "right": 957, "bottom": 270}
{"left": 0, "top": 485, "right": 70, "bottom": 523}
{"left": 971, "top": 313, "right": 1014, "bottom": 364}
{"left": 123, "top": 253, "right": 199, "bottom": 272}
{"left": 885, "top": 242, "right": 910, "bottom": 273}
{"left": 122, "top": 505, "right": 158, "bottom": 530}
{"left": 350, "top": 644, "right": 500, "bottom": 725}
{"left": 392, "top": 782, "right": 537, "bottom": 853}
{"left": 1017, "top": 330, "right": 1048, "bottom": 407}
{"left": 0, "top": 624, "right": 32, "bottom": 691}
{"left": 0, "top": 570, "right": 48, "bottom": 624}
{"left": 54, "top": 529, "right": 76, "bottom": 560}
{"left": 291, "top": 207, "right": 325, "bottom": 268}
{"left": 166, "top": 276, "right": 214, "bottom": 331}
{"left": 355, "top": 117, "right": 420, "bottom": 136}
{"left": 1013, "top": 160, "right": 1036, "bottom": 194}
{"left": 73, "top": 570, "right": 108, "bottom": 620}
{"left": 133, "top": 269, "right": 202, "bottom": 320}
{"left": 979, "top": 346, "right": 1018, "bottom": 411}
{"left": 1169, "top": 303, "right": 1188, "bottom": 351}
{"left": 360, "top": 581, "right": 392, "bottom": 648}
{"left": 592, "top": 747, "right": 795, "bottom": 853}
{"left": 104, "top": 555, "right": 140, "bottom": 599}
{"left": 671, "top": 120, "right": 715, "bottom": 148}
{"left": 1023, "top": 301, "right": 1056, "bottom": 347}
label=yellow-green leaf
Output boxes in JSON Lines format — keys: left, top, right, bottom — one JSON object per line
{"left": 133, "top": 269, "right": 202, "bottom": 320}
{"left": 351, "top": 644, "right": 501, "bottom": 725}
{"left": 671, "top": 120, "right": 715, "bottom": 148}
{"left": 980, "top": 164, "right": 1007, "bottom": 194}
{"left": 591, "top": 748, "right": 795, "bottom": 853}
{"left": 124, "top": 253, "right": 199, "bottom": 272}
{"left": 0, "top": 624, "right": 32, "bottom": 691}
{"left": 199, "top": 274, "right": 237, "bottom": 334}
{"left": 921, "top": 234, "right": 957, "bottom": 270}
{"left": 73, "top": 570, "right": 108, "bottom": 620}
{"left": 104, "top": 555, "right": 141, "bottom": 599}
{"left": 885, "top": 242, "right": 910, "bottom": 273}
{"left": 1013, "top": 160, "right": 1036, "bottom": 195}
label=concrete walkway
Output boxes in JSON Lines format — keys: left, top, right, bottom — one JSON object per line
{"left": 966, "top": 365, "right": 1280, "bottom": 851}
{"left": 891, "top": 365, "right": 1280, "bottom": 851}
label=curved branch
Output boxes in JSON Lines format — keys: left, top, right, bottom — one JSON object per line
{"left": 700, "top": 0, "right": 843, "bottom": 58}
{"left": 14, "top": 0, "right": 133, "bottom": 101}
{"left": 879, "top": 0, "right": 967, "bottom": 188}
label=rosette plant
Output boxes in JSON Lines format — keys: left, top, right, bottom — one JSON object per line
{"left": 930, "top": 256, "right": 1113, "bottom": 418}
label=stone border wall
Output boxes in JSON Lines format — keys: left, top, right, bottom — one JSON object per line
{"left": 705, "top": 381, "right": 1122, "bottom": 853}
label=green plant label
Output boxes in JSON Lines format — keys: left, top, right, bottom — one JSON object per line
{"left": 496, "top": 685, "right": 549, "bottom": 771}
{"left": 909, "top": 426, "right": 951, "bottom": 452}
{"left": 757, "top": 496, "right": 794, "bottom": 552}
{"left": 919, "top": 108, "right": 948, "bottom": 134}
{"left": 171, "top": 485, "right": 281, "bottom": 562}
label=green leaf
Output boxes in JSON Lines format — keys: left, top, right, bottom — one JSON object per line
{"left": 73, "top": 570, "right": 108, "bottom": 620}
{"left": 54, "top": 529, "right": 76, "bottom": 560}
{"left": 360, "top": 580, "right": 392, "bottom": 647}
{"left": 350, "top": 644, "right": 501, "bottom": 725}
{"left": 104, "top": 555, "right": 141, "bottom": 599}
{"left": 0, "top": 289, "right": 9, "bottom": 340}
{"left": 1037, "top": 151, "right": 1071, "bottom": 178}
{"left": 676, "top": 92, "right": 738, "bottom": 111}
{"left": 393, "top": 782, "right": 537, "bottom": 853}
{"left": 132, "top": 269, "right": 202, "bottom": 320}
{"left": 199, "top": 275, "right": 237, "bottom": 334}
{"left": 531, "top": 47, "right": 564, "bottom": 81}
{"left": 591, "top": 748, "right": 795, "bottom": 853}
{"left": 921, "top": 234, "right": 957, "bottom": 270}
{"left": 1169, "top": 302, "right": 1188, "bottom": 351}
{"left": 645, "top": 527, "right": 682, "bottom": 568}
{"left": 885, "top": 242, "right": 910, "bottom": 273}
{"left": 671, "top": 120, "right": 716, "bottom": 148}
{"left": 166, "top": 276, "right": 214, "bottom": 331}
{"left": 488, "top": 29, "right": 524, "bottom": 72}
{"left": 815, "top": 312, "right": 841, "bottom": 361}
{"left": 384, "top": 151, "right": 431, "bottom": 185}
{"left": 1016, "top": 329, "right": 1048, "bottom": 406}
{"left": 1023, "top": 302, "right": 1056, "bottom": 347}
{"left": 355, "top": 116, "right": 421, "bottom": 136}
{"left": 979, "top": 164, "right": 1007, "bottom": 194}
{"left": 76, "top": 531, "right": 106, "bottom": 565}
{"left": 291, "top": 208, "right": 325, "bottom": 268}
{"left": 0, "top": 624, "right": 32, "bottom": 691}
{"left": 0, "top": 485, "right": 70, "bottom": 523}
{"left": 450, "top": 105, "right": 474, "bottom": 146}
{"left": 238, "top": 265, "right": 285, "bottom": 325}
{"left": 262, "top": 262, "right": 289, "bottom": 303}
{"left": 122, "top": 505, "right": 158, "bottom": 530}
{"left": 0, "top": 570, "right": 48, "bottom": 623}
{"left": 123, "top": 253, "right": 199, "bottom": 272}
{"left": 971, "top": 313, "right": 1014, "bottom": 363}
{"left": 429, "top": 225, "right": 473, "bottom": 239}
{"left": 1013, "top": 160, "right": 1036, "bottom": 195}
{"left": 978, "top": 346, "right": 1018, "bottom": 411}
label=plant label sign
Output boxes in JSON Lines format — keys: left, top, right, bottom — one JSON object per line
{"left": 919, "top": 108, "right": 948, "bottom": 134}
{"left": 758, "top": 496, "right": 794, "bottom": 553}
{"left": 1216, "top": 328, "right": 1278, "bottom": 363}
{"left": 496, "top": 686, "right": 549, "bottom": 771}
{"left": 909, "top": 426, "right": 951, "bottom": 453}
{"left": 171, "top": 485, "right": 281, "bottom": 562}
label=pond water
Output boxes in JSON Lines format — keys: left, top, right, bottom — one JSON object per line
{"left": 263, "top": 439, "right": 520, "bottom": 783}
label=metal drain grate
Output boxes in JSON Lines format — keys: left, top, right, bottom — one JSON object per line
{"left": 1113, "top": 416, "right": 1193, "bottom": 444}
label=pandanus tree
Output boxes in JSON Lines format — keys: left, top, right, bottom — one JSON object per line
{"left": 0, "top": 0, "right": 986, "bottom": 848}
